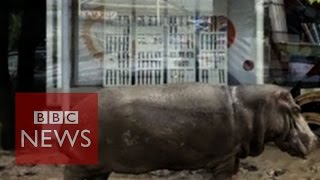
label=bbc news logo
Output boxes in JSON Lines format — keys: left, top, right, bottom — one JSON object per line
{"left": 21, "top": 111, "right": 91, "bottom": 149}
{"left": 34, "top": 111, "right": 79, "bottom": 124}
{"left": 16, "top": 93, "right": 98, "bottom": 165}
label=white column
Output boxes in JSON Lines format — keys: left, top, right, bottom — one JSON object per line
{"left": 255, "top": 0, "right": 264, "bottom": 84}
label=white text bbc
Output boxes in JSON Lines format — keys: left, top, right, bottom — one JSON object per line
{"left": 34, "top": 111, "right": 79, "bottom": 124}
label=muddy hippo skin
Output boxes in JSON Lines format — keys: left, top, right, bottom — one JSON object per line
{"left": 64, "top": 84, "right": 318, "bottom": 180}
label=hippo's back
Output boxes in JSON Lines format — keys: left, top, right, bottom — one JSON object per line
{"left": 97, "top": 84, "right": 237, "bottom": 173}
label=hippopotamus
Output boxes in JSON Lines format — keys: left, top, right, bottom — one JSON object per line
{"left": 64, "top": 84, "right": 318, "bottom": 180}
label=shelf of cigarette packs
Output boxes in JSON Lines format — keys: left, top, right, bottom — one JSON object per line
{"left": 103, "top": 15, "right": 132, "bottom": 87}
{"left": 198, "top": 18, "right": 228, "bottom": 84}
{"left": 135, "top": 15, "right": 165, "bottom": 85}
{"left": 167, "top": 16, "right": 196, "bottom": 84}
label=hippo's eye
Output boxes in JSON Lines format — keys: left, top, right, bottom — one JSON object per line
{"left": 292, "top": 106, "right": 301, "bottom": 114}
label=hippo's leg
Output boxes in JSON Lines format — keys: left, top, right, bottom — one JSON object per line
{"left": 208, "top": 156, "right": 237, "bottom": 180}
{"left": 64, "top": 165, "right": 110, "bottom": 180}
{"left": 211, "top": 174, "right": 233, "bottom": 180}
{"left": 230, "top": 158, "right": 240, "bottom": 180}
{"left": 233, "top": 157, "right": 240, "bottom": 174}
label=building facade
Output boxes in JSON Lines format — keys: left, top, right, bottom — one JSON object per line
{"left": 46, "top": 0, "right": 269, "bottom": 90}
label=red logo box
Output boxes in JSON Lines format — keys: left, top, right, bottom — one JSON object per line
{"left": 15, "top": 93, "right": 98, "bottom": 165}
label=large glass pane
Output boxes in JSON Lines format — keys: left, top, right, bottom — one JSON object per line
{"left": 76, "top": 0, "right": 230, "bottom": 86}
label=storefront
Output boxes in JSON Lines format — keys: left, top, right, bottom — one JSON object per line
{"left": 46, "top": 0, "right": 266, "bottom": 89}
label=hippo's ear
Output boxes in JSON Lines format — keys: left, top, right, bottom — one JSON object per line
{"left": 274, "top": 90, "right": 292, "bottom": 110}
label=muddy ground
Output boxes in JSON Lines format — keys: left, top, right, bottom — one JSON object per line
{"left": 0, "top": 145, "right": 320, "bottom": 180}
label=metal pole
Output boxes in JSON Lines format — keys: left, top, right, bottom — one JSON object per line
{"left": 55, "top": 0, "right": 71, "bottom": 137}
{"left": 61, "top": 0, "right": 71, "bottom": 92}
{"left": 46, "top": 0, "right": 54, "bottom": 90}
{"left": 157, "top": 0, "right": 160, "bottom": 26}
{"left": 195, "top": 0, "right": 200, "bottom": 82}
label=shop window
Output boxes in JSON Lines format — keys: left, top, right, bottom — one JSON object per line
{"left": 77, "top": 0, "right": 228, "bottom": 86}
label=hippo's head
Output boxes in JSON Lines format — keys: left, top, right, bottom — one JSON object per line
{"left": 268, "top": 90, "right": 319, "bottom": 158}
